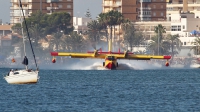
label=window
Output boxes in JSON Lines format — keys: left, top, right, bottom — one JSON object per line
{"left": 182, "top": 25, "right": 185, "bottom": 29}
{"left": 67, "top": 11, "right": 71, "bottom": 15}
{"left": 67, "top": 0, "right": 71, "bottom": 1}
{"left": 153, "top": 12, "right": 156, "bottom": 16}
{"left": 178, "top": 25, "right": 181, "bottom": 31}
{"left": 171, "top": 26, "right": 177, "bottom": 31}
{"left": 107, "top": 56, "right": 115, "bottom": 61}
{"left": 14, "top": 72, "right": 19, "bottom": 75}
{"left": 58, "top": 5, "right": 62, "bottom": 8}
{"left": 161, "top": 12, "right": 163, "bottom": 16}
{"left": 67, "top": 5, "right": 71, "bottom": 8}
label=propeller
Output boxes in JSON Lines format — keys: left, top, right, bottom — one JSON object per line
{"left": 91, "top": 42, "right": 102, "bottom": 52}
{"left": 121, "top": 46, "right": 130, "bottom": 57}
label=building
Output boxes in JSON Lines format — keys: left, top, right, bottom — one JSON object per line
{"left": 0, "top": 34, "right": 12, "bottom": 47}
{"left": 102, "top": 0, "right": 167, "bottom": 22}
{"left": 73, "top": 17, "right": 92, "bottom": 34}
{"left": 10, "top": 0, "right": 73, "bottom": 25}
{"left": 0, "top": 25, "right": 12, "bottom": 36}
{"left": 167, "top": 0, "right": 200, "bottom": 21}
{"left": 134, "top": 21, "right": 171, "bottom": 40}
{"left": 170, "top": 12, "right": 200, "bottom": 47}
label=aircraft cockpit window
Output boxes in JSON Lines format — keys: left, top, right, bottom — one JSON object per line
{"left": 107, "top": 56, "right": 115, "bottom": 61}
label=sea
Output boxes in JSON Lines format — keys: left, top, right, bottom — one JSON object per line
{"left": 0, "top": 61, "right": 200, "bottom": 112}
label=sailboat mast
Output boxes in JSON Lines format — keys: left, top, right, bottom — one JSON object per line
{"left": 19, "top": 0, "right": 38, "bottom": 70}
{"left": 18, "top": 0, "right": 27, "bottom": 70}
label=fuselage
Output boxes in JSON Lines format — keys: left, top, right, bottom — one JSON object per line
{"left": 103, "top": 56, "right": 118, "bottom": 70}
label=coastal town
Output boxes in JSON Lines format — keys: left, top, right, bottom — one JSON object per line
{"left": 2, "top": 1, "right": 200, "bottom": 111}
{"left": 0, "top": 0, "right": 200, "bottom": 69}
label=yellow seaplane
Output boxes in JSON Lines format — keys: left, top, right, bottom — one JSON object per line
{"left": 51, "top": 40, "right": 171, "bottom": 70}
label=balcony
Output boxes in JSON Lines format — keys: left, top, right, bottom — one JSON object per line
{"left": 102, "top": 3, "right": 112, "bottom": 7}
{"left": 112, "top": 3, "right": 122, "bottom": 7}
{"left": 167, "top": 3, "right": 200, "bottom": 7}
{"left": 11, "top": 0, "right": 30, "bottom": 3}
{"left": 10, "top": 7, "right": 29, "bottom": 10}
{"left": 47, "top": 7, "right": 59, "bottom": 10}
{"left": 137, "top": 0, "right": 152, "bottom": 2}
{"left": 46, "top": 0, "right": 59, "bottom": 3}
{"left": 10, "top": 7, "right": 19, "bottom": 10}
{"left": 103, "top": 3, "right": 122, "bottom": 7}
{"left": 167, "top": 4, "right": 183, "bottom": 7}
{"left": 138, "top": 15, "right": 151, "bottom": 18}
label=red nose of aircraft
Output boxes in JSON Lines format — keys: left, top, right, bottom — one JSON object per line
{"left": 106, "top": 62, "right": 115, "bottom": 69}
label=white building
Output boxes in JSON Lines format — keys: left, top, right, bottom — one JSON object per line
{"left": 167, "top": 0, "right": 200, "bottom": 21}
{"left": 73, "top": 17, "right": 92, "bottom": 34}
{"left": 170, "top": 12, "right": 200, "bottom": 47}
{"left": 131, "top": 12, "right": 200, "bottom": 56}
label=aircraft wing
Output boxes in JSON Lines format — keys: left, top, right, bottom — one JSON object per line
{"left": 113, "top": 54, "right": 171, "bottom": 60}
{"left": 51, "top": 52, "right": 106, "bottom": 59}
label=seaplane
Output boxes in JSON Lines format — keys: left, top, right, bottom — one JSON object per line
{"left": 50, "top": 40, "right": 171, "bottom": 70}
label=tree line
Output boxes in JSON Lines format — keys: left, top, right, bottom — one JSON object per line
{"left": 9, "top": 10, "right": 199, "bottom": 62}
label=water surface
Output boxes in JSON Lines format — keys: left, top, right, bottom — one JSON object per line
{"left": 0, "top": 68, "right": 200, "bottom": 111}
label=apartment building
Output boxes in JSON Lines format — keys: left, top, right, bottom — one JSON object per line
{"left": 73, "top": 17, "right": 92, "bottom": 34}
{"left": 10, "top": 0, "right": 73, "bottom": 25}
{"left": 102, "top": 0, "right": 167, "bottom": 22}
{"left": 167, "top": 0, "right": 200, "bottom": 21}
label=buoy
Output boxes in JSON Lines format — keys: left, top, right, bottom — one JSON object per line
{"left": 12, "top": 58, "right": 16, "bottom": 63}
{"left": 165, "top": 62, "right": 169, "bottom": 67}
{"left": 52, "top": 58, "right": 56, "bottom": 63}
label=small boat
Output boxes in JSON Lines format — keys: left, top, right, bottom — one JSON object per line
{"left": 4, "top": 0, "right": 39, "bottom": 84}
{"left": 4, "top": 69, "right": 39, "bottom": 84}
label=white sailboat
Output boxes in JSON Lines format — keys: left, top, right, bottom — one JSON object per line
{"left": 4, "top": 0, "right": 39, "bottom": 84}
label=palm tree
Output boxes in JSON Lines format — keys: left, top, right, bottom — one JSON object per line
{"left": 64, "top": 32, "right": 86, "bottom": 52}
{"left": 167, "top": 34, "right": 182, "bottom": 57}
{"left": 87, "top": 20, "right": 104, "bottom": 48}
{"left": 191, "top": 37, "right": 200, "bottom": 55}
{"left": 121, "top": 22, "right": 135, "bottom": 51}
{"left": 97, "top": 13, "right": 109, "bottom": 42}
{"left": 104, "top": 10, "right": 119, "bottom": 42}
{"left": 11, "top": 23, "right": 23, "bottom": 35}
{"left": 49, "top": 32, "right": 63, "bottom": 52}
{"left": 148, "top": 36, "right": 170, "bottom": 55}
{"left": 154, "top": 24, "right": 166, "bottom": 55}
{"left": 29, "top": 23, "right": 46, "bottom": 47}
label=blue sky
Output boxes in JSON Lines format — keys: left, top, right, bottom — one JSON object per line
{"left": 0, "top": 0, "right": 102, "bottom": 23}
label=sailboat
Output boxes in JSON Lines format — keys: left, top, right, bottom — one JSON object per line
{"left": 4, "top": 0, "right": 39, "bottom": 84}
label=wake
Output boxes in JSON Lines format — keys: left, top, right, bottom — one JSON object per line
{"left": 63, "top": 59, "right": 162, "bottom": 70}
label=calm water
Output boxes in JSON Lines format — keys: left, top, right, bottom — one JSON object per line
{"left": 0, "top": 68, "right": 200, "bottom": 111}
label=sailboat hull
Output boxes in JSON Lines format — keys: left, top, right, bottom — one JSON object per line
{"left": 4, "top": 70, "right": 39, "bottom": 84}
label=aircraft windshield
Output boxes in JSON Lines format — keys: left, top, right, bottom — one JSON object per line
{"left": 107, "top": 56, "right": 115, "bottom": 61}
